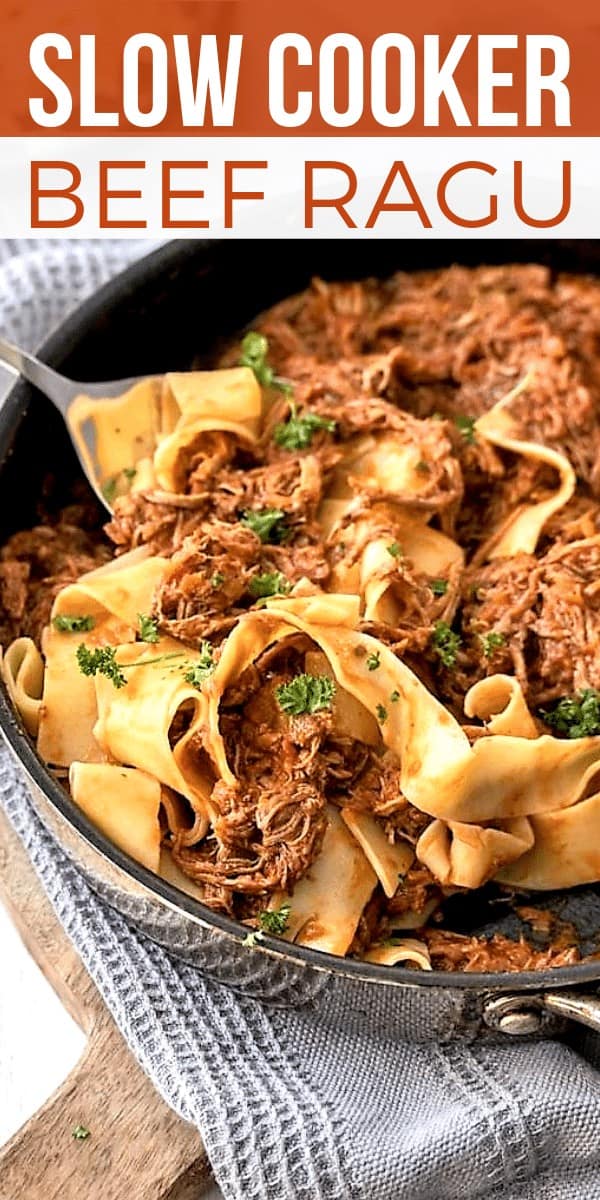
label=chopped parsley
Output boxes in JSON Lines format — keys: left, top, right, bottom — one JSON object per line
{"left": 390, "top": 689, "right": 400, "bottom": 703}
{"left": 101, "top": 467, "right": 136, "bottom": 505}
{"left": 137, "top": 613, "right": 159, "bottom": 643}
{"left": 76, "top": 644, "right": 183, "bottom": 688}
{"left": 540, "top": 689, "right": 600, "bottom": 739}
{"left": 53, "top": 614, "right": 95, "bottom": 633}
{"left": 101, "top": 477, "right": 118, "bottom": 505}
{"left": 76, "top": 644, "right": 127, "bottom": 689}
{"left": 241, "top": 507, "right": 289, "bottom": 544}
{"left": 242, "top": 930, "right": 264, "bottom": 947}
{"left": 243, "top": 904, "right": 292, "bottom": 946}
{"left": 72, "top": 1125, "right": 90, "bottom": 1141}
{"left": 387, "top": 542, "right": 402, "bottom": 559}
{"left": 376, "top": 704, "right": 388, "bottom": 723}
{"left": 415, "top": 460, "right": 430, "bottom": 474}
{"left": 431, "top": 621, "right": 462, "bottom": 668}
{"left": 273, "top": 405, "right": 336, "bottom": 451}
{"left": 239, "top": 331, "right": 292, "bottom": 394}
{"left": 249, "top": 571, "right": 291, "bottom": 599}
{"left": 366, "top": 651, "right": 381, "bottom": 671}
{"left": 183, "top": 642, "right": 215, "bottom": 689}
{"left": 276, "top": 673, "right": 335, "bottom": 716}
{"left": 430, "top": 579, "right": 448, "bottom": 597}
{"left": 211, "top": 572, "right": 225, "bottom": 588}
{"left": 258, "top": 903, "right": 291, "bottom": 935}
{"left": 480, "top": 630, "right": 506, "bottom": 658}
{"left": 454, "top": 414, "right": 477, "bottom": 444}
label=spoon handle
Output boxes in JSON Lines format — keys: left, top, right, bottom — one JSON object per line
{"left": 0, "top": 336, "right": 78, "bottom": 415}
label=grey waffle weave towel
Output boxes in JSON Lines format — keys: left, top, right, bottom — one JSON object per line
{"left": 2, "top": 239, "right": 600, "bottom": 1200}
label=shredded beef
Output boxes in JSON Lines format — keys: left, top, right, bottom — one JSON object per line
{"left": 422, "top": 928, "right": 580, "bottom": 973}
{"left": 154, "top": 521, "right": 262, "bottom": 644}
{"left": 452, "top": 539, "right": 600, "bottom": 710}
{"left": 387, "top": 864, "right": 442, "bottom": 921}
{"left": 0, "top": 523, "right": 109, "bottom": 645}
{"left": 7, "top": 261, "right": 600, "bottom": 970}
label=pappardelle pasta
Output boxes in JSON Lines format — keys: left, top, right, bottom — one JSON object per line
{"left": 4, "top": 262, "right": 600, "bottom": 973}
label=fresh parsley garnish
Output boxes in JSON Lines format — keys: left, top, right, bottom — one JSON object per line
{"left": 239, "top": 331, "right": 292, "bottom": 394}
{"left": 376, "top": 704, "right": 388, "bottom": 723}
{"left": 540, "top": 689, "right": 600, "bottom": 739}
{"left": 390, "top": 690, "right": 400, "bottom": 703}
{"left": 276, "top": 673, "right": 335, "bottom": 716}
{"left": 101, "top": 467, "right": 136, "bottom": 504}
{"left": 241, "top": 508, "right": 289, "bottom": 544}
{"left": 415, "top": 460, "right": 430, "bottom": 474}
{"left": 53, "top": 614, "right": 95, "bottom": 633}
{"left": 72, "top": 1124, "right": 90, "bottom": 1141}
{"left": 258, "top": 903, "right": 291, "bottom": 935}
{"left": 183, "top": 665, "right": 212, "bottom": 689}
{"left": 76, "top": 644, "right": 127, "bottom": 689}
{"left": 430, "top": 579, "right": 448, "bottom": 597}
{"left": 211, "top": 572, "right": 225, "bottom": 588}
{"left": 242, "top": 929, "right": 264, "bottom": 947}
{"left": 431, "top": 621, "right": 462, "bottom": 668}
{"left": 243, "top": 904, "right": 292, "bottom": 946}
{"left": 248, "top": 571, "right": 291, "bottom": 599}
{"left": 273, "top": 405, "right": 336, "bottom": 451}
{"left": 387, "top": 542, "right": 402, "bottom": 559}
{"left": 183, "top": 642, "right": 216, "bottom": 689}
{"left": 101, "top": 477, "right": 118, "bottom": 504}
{"left": 455, "top": 414, "right": 477, "bottom": 444}
{"left": 366, "top": 651, "right": 381, "bottom": 671}
{"left": 76, "top": 644, "right": 183, "bottom": 689}
{"left": 480, "top": 630, "right": 506, "bottom": 658}
{"left": 137, "top": 613, "right": 159, "bottom": 643}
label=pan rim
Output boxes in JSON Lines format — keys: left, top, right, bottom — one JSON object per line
{"left": 1, "top": 236, "right": 599, "bottom": 995}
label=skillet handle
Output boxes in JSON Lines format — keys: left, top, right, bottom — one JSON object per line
{"left": 484, "top": 990, "right": 600, "bottom": 1036}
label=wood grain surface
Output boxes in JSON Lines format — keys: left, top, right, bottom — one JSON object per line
{"left": 0, "top": 807, "right": 212, "bottom": 1200}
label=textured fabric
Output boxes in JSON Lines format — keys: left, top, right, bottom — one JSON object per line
{"left": 2, "top": 239, "right": 600, "bottom": 1200}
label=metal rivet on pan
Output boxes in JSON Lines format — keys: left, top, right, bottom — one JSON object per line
{"left": 483, "top": 994, "right": 544, "bottom": 1035}
{"left": 496, "top": 1011, "right": 542, "bottom": 1035}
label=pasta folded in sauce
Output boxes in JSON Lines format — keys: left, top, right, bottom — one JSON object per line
{"left": 4, "top": 263, "right": 600, "bottom": 973}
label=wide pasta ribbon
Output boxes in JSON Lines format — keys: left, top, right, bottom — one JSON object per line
{"left": 204, "top": 594, "right": 416, "bottom": 949}
{"left": 153, "top": 368, "right": 262, "bottom": 491}
{"left": 222, "top": 601, "right": 600, "bottom": 892}
{"left": 0, "top": 637, "right": 44, "bottom": 737}
{"left": 93, "top": 635, "right": 216, "bottom": 831}
{"left": 496, "top": 791, "right": 600, "bottom": 890}
{"left": 375, "top": 652, "right": 600, "bottom": 826}
{"left": 321, "top": 498, "right": 463, "bottom": 625}
{"left": 69, "top": 763, "right": 163, "bottom": 873}
{"left": 417, "top": 817, "right": 535, "bottom": 889}
{"left": 68, "top": 368, "right": 262, "bottom": 499}
{"left": 359, "top": 518, "right": 463, "bottom": 626}
{"left": 38, "top": 548, "right": 167, "bottom": 766}
{"left": 270, "top": 807, "right": 379, "bottom": 957}
{"left": 417, "top": 674, "right": 600, "bottom": 888}
{"left": 475, "top": 372, "right": 576, "bottom": 560}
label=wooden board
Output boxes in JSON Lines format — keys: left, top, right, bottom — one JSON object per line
{"left": 0, "top": 807, "right": 212, "bottom": 1200}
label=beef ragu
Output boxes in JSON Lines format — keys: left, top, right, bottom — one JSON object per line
{"left": 4, "top": 261, "right": 600, "bottom": 973}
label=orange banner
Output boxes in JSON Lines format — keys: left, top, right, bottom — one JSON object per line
{"left": 2, "top": 0, "right": 599, "bottom": 137}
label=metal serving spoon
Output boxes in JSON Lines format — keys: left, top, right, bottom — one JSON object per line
{"left": 0, "top": 335, "right": 154, "bottom": 512}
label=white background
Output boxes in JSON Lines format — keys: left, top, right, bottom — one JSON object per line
{"left": 0, "top": 137, "right": 597, "bottom": 237}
